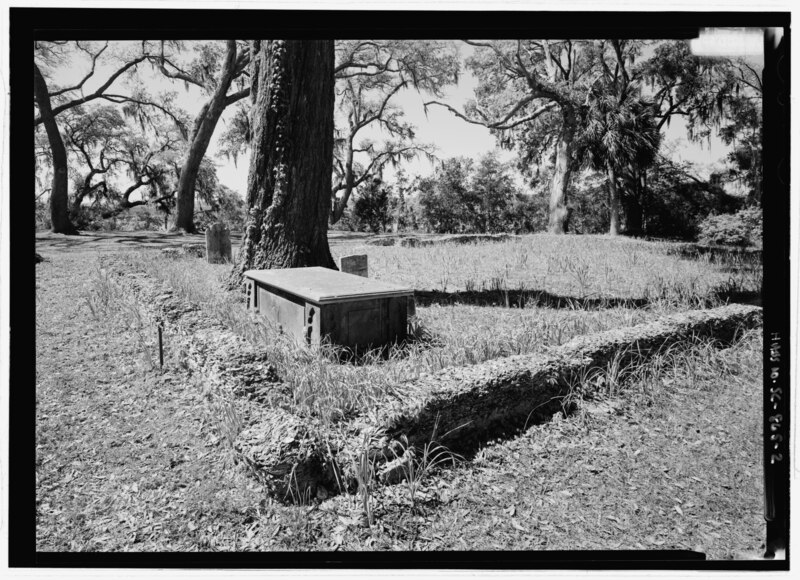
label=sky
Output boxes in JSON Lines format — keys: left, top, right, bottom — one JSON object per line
{"left": 45, "top": 36, "right": 763, "bottom": 199}
{"left": 217, "top": 40, "right": 750, "bottom": 195}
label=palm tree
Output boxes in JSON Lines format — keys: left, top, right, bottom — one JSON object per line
{"left": 578, "top": 88, "right": 660, "bottom": 235}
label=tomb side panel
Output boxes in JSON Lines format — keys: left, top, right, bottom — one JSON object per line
{"left": 343, "top": 298, "right": 386, "bottom": 348}
{"left": 320, "top": 302, "right": 344, "bottom": 347}
{"left": 257, "top": 286, "right": 306, "bottom": 343}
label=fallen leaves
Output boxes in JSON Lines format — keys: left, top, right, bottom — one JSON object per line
{"left": 36, "top": 248, "right": 765, "bottom": 557}
{"left": 510, "top": 519, "right": 530, "bottom": 534}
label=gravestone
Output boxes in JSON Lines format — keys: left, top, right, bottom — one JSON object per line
{"left": 205, "top": 222, "right": 232, "bottom": 264}
{"left": 339, "top": 254, "right": 368, "bottom": 277}
{"left": 245, "top": 267, "right": 412, "bottom": 350}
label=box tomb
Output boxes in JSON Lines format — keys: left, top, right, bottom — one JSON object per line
{"left": 244, "top": 267, "right": 413, "bottom": 350}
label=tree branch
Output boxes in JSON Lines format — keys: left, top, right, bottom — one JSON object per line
{"left": 35, "top": 55, "right": 150, "bottom": 125}
{"left": 355, "top": 81, "right": 406, "bottom": 131}
{"left": 154, "top": 52, "right": 205, "bottom": 89}
{"left": 224, "top": 88, "right": 250, "bottom": 107}
{"left": 334, "top": 41, "right": 384, "bottom": 74}
{"left": 424, "top": 99, "right": 557, "bottom": 131}
{"left": 48, "top": 41, "right": 109, "bottom": 98}
{"left": 99, "top": 94, "right": 185, "bottom": 130}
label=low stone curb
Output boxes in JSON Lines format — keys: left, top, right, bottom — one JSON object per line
{"left": 94, "top": 255, "right": 762, "bottom": 502}
{"left": 98, "top": 255, "right": 282, "bottom": 403}
{"left": 236, "top": 303, "right": 762, "bottom": 499}
{"left": 400, "top": 233, "right": 515, "bottom": 248}
{"left": 375, "top": 303, "right": 761, "bottom": 451}
{"left": 160, "top": 243, "right": 207, "bottom": 259}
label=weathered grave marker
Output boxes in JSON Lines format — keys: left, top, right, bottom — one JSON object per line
{"left": 339, "top": 254, "right": 368, "bottom": 277}
{"left": 205, "top": 222, "right": 232, "bottom": 264}
{"left": 245, "top": 267, "right": 412, "bottom": 350}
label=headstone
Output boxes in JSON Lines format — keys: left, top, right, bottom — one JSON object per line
{"left": 339, "top": 254, "right": 368, "bottom": 277}
{"left": 205, "top": 222, "right": 232, "bottom": 264}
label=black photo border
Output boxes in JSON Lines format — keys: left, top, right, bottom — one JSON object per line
{"left": 10, "top": 7, "right": 791, "bottom": 571}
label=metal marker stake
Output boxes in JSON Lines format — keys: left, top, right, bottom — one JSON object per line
{"left": 158, "top": 324, "right": 164, "bottom": 369}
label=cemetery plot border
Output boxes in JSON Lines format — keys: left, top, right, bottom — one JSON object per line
{"left": 95, "top": 255, "right": 762, "bottom": 504}
{"left": 237, "top": 303, "right": 762, "bottom": 500}
{"left": 97, "top": 255, "right": 283, "bottom": 403}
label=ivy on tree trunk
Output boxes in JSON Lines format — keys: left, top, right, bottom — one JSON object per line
{"left": 231, "top": 40, "right": 337, "bottom": 286}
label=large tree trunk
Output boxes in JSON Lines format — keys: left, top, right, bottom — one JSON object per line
{"left": 231, "top": 40, "right": 337, "bottom": 285}
{"left": 607, "top": 162, "right": 620, "bottom": 236}
{"left": 34, "top": 63, "right": 78, "bottom": 235}
{"left": 548, "top": 119, "right": 575, "bottom": 234}
{"left": 173, "top": 40, "right": 239, "bottom": 233}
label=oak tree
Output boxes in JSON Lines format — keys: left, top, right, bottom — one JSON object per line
{"left": 34, "top": 41, "right": 176, "bottom": 234}
{"left": 329, "top": 40, "right": 457, "bottom": 224}
{"left": 153, "top": 40, "right": 250, "bottom": 232}
{"left": 426, "top": 40, "right": 594, "bottom": 234}
{"left": 231, "top": 40, "right": 337, "bottom": 283}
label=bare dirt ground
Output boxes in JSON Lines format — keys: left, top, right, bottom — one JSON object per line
{"left": 34, "top": 232, "right": 766, "bottom": 556}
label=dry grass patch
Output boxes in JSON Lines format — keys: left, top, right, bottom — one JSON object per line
{"left": 334, "top": 233, "right": 761, "bottom": 304}
{"left": 313, "top": 327, "right": 764, "bottom": 556}
{"left": 36, "top": 249, "right": 764, "bottom": 555}
{"left": 135, "top": 251, "right": 669, "bottom": 427}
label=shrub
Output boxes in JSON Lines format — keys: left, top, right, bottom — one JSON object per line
{"left": 697, "top": 207, "right": 763, "bottom": 248}
{"left": 568, "top": 171, "right": 609, "bottom": 234}
{"left": 35, "top": 199, "right": 51, "bottom": 231}
{"left": 353, "top": 178, "right": 391, "bottom": 233}
{"left": 642, "top": 160, "right": 742, "bottom": 240}
{"left": 417, "top": 154, "right": 525, "bottom": 234}
{"left": 505, "top": 192, "right": 548, "bottom": 233}
{"left": 329, "top": 208, "right": 358, "bottom": 232}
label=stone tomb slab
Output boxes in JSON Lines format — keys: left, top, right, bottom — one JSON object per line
{"left": 245, "top": 267, "right": 412, "bottom": 350}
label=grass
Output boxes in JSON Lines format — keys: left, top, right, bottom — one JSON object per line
{"left": 127, "top": 233, "right": 760, "bottom": 429}
{"left": 408, "top": 326, "right": 764, "bottom": 557}
{"left": 131, "top": 254, "right": 658, "bottom": 428}
{"left": 338, "top": 233, "right": 762, "bottom": 303}
{"left": 36, "top": 233, "right": 764, "bottom": 555}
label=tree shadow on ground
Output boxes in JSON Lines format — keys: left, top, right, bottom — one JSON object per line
{"left": 434, "top": 397, "right": 575, "bottom": 462}
{"left": 667, "top": 242, "right": 762, "bottom": 264}
{"left": 413, "top": 286, "right": 762, "bottom": 309}
{"left": 35, "top": 230, "right": 243, "bottom": 252}
{"left": 413, "top": 288, "right": 649, "bottom": 310}
{"left": 327, "top": 231, "right": 376, "bottom": 242}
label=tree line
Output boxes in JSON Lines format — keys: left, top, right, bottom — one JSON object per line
{"left": 34, "top": 39, "right": 762, "bottom": 272}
